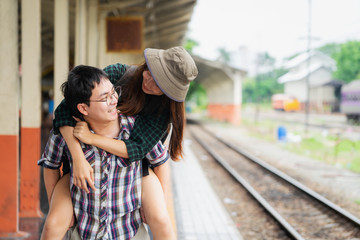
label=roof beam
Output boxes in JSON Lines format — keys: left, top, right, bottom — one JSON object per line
{"left": 99, "top": 0, "right": 146, "bottom": 11}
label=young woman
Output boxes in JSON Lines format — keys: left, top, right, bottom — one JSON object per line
{"left": 40, "top": 46, "right": 198, "bottom": 240}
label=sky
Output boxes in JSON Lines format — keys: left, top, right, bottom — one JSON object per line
{"left": 187, "top": 0, "right": 360, "bottom": 66}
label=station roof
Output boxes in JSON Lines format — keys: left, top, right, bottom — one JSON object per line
{"left": 278, "top": 62, "right": 325, "bottom": 83}
{"left": 192, "top": 55, "right": 247, "bottom": 86}
{"left": 40, "top": 0, "right": 197, "bottom": 74}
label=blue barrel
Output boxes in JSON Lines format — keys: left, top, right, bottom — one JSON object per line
{"left": 277, "top": 126, "right": 287, "bottom": 141}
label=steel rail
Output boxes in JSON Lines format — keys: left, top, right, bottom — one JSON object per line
{"left": 191, "top": 131, "right": 305, "bottom": 240}
{"left": 196, "top": 121, "right": 360, "bottom": 227}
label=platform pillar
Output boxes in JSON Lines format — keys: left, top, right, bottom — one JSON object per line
{"left": 75, "top": 0, "right": 88, "bottom": 66}
{"left": 20, "top": 0, "right": 43, "bottom": 219}
{"left": 0, "top": 0, "right": 28, "bottom": 239}
{"left": 54, "top": 0, "right": 69, "bottom": 107}
{"left": 87, "top": 0, "right": 99, "bottom": 66}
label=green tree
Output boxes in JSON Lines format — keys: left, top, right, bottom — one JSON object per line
{"left": 256, "top": 52, "right": 276, "bottom": 70}
{"left": 244, "top": 51, "right": 284, "bottom": 104}
{"left": 186, "top": 81, "right": 207, "bottom": 111}
{"left": 286, "top": 43, "right": 339, "bottom": 61}
{"left": 243, "top": 68, "right": 286, "bottom": 103}
{"left": 184, "top": 38, "right": 199, "bottom": 53}
{"left": 316, "top": 42, "right": 340, "bottom": 57}
{"left": 183, "top": 38, "right": 204, "bottom": 107}
{"left": 217, "top": 47, "right": 231, "bottom": 63}
{"left": 332, "top": 41, "right": 360, "bottom": 83}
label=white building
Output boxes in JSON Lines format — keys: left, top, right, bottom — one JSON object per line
{"left": 278, "top": 51, "right": 342, "bottom": 112}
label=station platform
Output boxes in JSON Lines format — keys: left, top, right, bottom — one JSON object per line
{"left": 170, "top": 138, "right": 242, "bottom": 240}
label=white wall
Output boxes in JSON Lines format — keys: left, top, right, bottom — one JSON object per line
{"left": 309, "top": 68, "right": 332, "bottom": 87}
{"left": 284, "top": 68, "right": 334, "bottom": 103}
{"left": 284, "top": 81, "right": 307, "bottom": 102}
{"left": 311, "top": 86, "right": 335, "bottom": 103}
{"left": 201, "top": 70, "right": 244, "bottom": 105}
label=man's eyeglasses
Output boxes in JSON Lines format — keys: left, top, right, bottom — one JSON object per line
{"left": 89, "top": 86, "right": 121, "bottom": 106}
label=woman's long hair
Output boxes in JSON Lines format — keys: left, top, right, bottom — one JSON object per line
{"left": 167, "top": 100, "right": 185, "bottom": 161}
{"left": 117, "top": 63, "right": 185, "bottom": 161}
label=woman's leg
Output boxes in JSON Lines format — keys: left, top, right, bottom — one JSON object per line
{"left": 41, "top": 174, "right": 74, "bottom": 240}
{"left": 141, "top": 169, "right": 176, "bottom": 240}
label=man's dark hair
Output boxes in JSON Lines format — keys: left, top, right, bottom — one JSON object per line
{"left": 61, "top": 65, "right": 109, "bottom": 118}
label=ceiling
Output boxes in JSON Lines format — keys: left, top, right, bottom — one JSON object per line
{"left": 37, "top": 0, "right": 197, "bottom": 74}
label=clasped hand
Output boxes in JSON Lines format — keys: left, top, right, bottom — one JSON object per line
{"left": 73, "top": 118, "right": 93, "bottom": 145}
{"left": 71, "top": 117, "right": 96, "bottom": 193}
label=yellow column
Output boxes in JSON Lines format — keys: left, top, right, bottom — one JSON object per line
{"left": 54, "top": 0, "right": 69, "bottom": 107}
{"left": 20, "top": 0, "right": 43, "bottom": 219}
{"left": 0, "top": 0, "right": 28, "bottom": 238}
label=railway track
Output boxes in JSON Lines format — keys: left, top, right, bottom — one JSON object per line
{"left": 188, "top": 120, "right": 360, "bottom": 240}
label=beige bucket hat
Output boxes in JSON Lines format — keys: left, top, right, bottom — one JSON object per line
{"left": 144, "top": 46, "right": 198, "bottom": 102}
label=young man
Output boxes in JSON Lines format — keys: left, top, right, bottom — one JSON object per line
{"left": 38, "top": 65, "right": 169, "bottom": 239}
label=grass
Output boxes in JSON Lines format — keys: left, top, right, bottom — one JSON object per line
{"left": 240, "top": 117, "right": 360, "bottom": 173}
{"left": 350, "top": 157, "right": 360, "bottom": 172}
{"left": 191, "top": 108, "right": 360, "bottom": 173}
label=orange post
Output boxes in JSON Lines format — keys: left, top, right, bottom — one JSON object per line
{"left": 207, "top": 103, "right": 242, "bottom": 125}
{"left": 20, "top": 128, "right": 43, "bottom": 218}
{"left": 0, "top": 135, "right": 28, "bottom": 239}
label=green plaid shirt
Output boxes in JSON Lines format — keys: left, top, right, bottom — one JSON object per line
{"left": 53, "top": 63, "right": 169, "bottom": 162}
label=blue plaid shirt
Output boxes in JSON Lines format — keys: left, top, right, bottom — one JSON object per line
{"left": 38, "top": 114, "right": 169, "bottom": 239}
